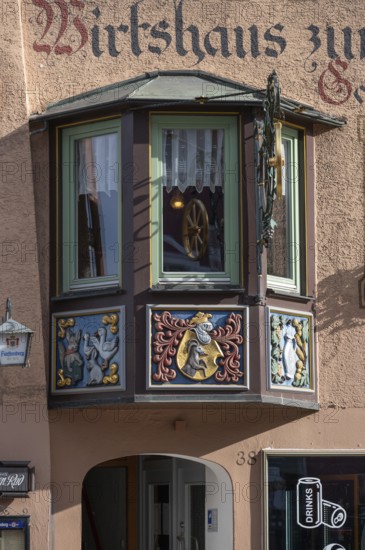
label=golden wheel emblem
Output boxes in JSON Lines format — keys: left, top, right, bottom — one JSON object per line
{"left": 182, "top": 198, "right": 209, "bottom": 260}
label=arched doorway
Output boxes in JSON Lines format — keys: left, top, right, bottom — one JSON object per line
{"left": 82, "top": 454, "right": 233, "bottom": 550}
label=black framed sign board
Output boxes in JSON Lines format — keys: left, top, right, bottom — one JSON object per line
{"left": 0, "top": 462, "right": 34, "bottom": 498}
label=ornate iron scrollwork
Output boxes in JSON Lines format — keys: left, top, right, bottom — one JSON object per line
{"left": 256, "top": 71, "right": 284, "bottom": 275}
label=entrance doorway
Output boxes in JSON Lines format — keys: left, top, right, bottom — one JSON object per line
{"left": 82, "top": 455, "right": 232, "bottom": 550}
{"left": 141, "top": 456, "right": 206, "bottom": 550}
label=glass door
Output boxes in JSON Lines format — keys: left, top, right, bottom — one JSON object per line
{"left": 177, "top": 459, "right": 206, "bottom": 550}
{"left": 142, "top": 456, "right": 173, "bottom": 550}
{"left": 185, "top": 484, "right": 206, "bottom": 550}
{"left": 142, "top": 456, "right": 206, "bottom": 550}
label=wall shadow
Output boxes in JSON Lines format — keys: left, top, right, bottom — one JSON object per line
{"left": 316, "top": 265, "right": 365, "bottom": 335}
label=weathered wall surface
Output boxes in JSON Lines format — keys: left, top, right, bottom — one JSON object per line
{"left": 0, "top": 0, "right": 51, "bottom": 546}
{"left": 50, "top": 405, "right": 365, "bottom": 550}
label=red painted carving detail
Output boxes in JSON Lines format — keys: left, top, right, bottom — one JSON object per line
{"left": 211, "top": 313, "right": 244, "bottom": 383}
{"left": 152, "top": 312, "right": 191, "bottom": 382}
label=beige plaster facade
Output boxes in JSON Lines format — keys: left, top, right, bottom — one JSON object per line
{"left": 0, "top": 0, "right": 365, "bottom": 548}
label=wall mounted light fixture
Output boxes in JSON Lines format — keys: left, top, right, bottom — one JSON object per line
{"left": 0, "top": 299, "right": 34, "bottom": 368}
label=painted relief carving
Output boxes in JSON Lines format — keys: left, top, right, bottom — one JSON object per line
{"left": 149, "top": 307, "right": 247, "bottom": 388}
{"left": 102, "top": 313, "right": 119, "bottom": 334}
{"left": 176, "top": 313, "right": 223, "bottom": 381}
{"left": 57, "top": 326, "right": 83, "bottom": 386}
{"left": 52, "top": 308, "right": 125, "bottom": 394}
{"left": 57, "top": 317, "right": 75, "bottom": 338}
{"left": 270, "top": 310, "right": 313, "bottom": 390}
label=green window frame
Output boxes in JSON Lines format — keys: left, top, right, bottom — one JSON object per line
{"left": 61, "top": 118, "right": 122, "bottom": 293}
{"left": 151, "top": 115, "right": 239, "bottom": 286}
{"left": 267, "top": 126, "right": 302, "bottom": 294}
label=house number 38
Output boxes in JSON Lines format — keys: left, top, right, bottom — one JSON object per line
{"left": 236, "top": 451, "right": 257, "bottom": 466}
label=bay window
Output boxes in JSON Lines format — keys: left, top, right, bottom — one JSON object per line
{"left": 39, "top": 70, "right": 344, "bottom": 407}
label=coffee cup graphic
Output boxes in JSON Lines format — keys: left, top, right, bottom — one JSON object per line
{"left": 297, "top": 477, "right": 347, "bottom": 529}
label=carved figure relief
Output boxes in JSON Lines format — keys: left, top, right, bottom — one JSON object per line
{"left": 149, "top": 307, "right": 247, "bottom": 388}
{"left": 57, "top": 327, "right": 83, "bottom": 385}
{"left": 52, "top": 308, "right": 125, "bottom": 394}
{"left": 269, "top": 309, "right": 313, "bottom": 390}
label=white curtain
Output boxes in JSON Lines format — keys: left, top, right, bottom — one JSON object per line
{"left": 162, "top": 129, "right": 224, "bottom": 193}
{"left": 76, "top": 132, "right": 119, "bottom": 279}
{"left": 281, "top": 140, "right": 288, "bottom": 196}
{"left": 77, "top": 133, "right": 118, "bottom": 197}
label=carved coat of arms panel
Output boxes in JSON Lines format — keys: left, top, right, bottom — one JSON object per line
{"left": 147, "top": 306, "right": 248, "bottom": 389}
{"left": 51, "top": 307, "right": 125, "bottom": 395}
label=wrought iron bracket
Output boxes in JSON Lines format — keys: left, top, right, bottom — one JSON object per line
{"left": 255, "top": 71, "right": 284, "bottom": 275}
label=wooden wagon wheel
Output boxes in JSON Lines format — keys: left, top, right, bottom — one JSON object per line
{"left": 182, "top": 198, "right": 209, "bottom": 260}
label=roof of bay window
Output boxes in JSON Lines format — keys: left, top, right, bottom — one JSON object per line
{"left": 30, "top": 70, "right": 346, "bottom": 127}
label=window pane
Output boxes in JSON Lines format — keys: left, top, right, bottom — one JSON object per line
{"left": 267, "top": 455, "right": 365, "bottom": 550}
{"left": 0, "top": 530, "right": 25, "bottom": 550}
{"left": 76, "top": 133, "right": 119, "bottom": 279}
{"left": 162, "top": 129, "right": 225, "bottom": 273}
{"left": 267, "top": 140, "right": 291, "bottom": 279}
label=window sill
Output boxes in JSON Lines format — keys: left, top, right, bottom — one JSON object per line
{"left": 266, "top": 288, "right": 314, "bottom": 302}
{"left": 51, "top": 286, "right": 126, "bottom": 302}
{"left": 150, "top": 283, "right": 245, "bottom": 293}
{"left": 48, "top": 394, "right": 319, "bottom": 411}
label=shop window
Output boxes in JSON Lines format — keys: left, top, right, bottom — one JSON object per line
{"left": 60, "top": 119, "right": 121, "bottom": 293}
{"left": 265, "top": 451, "right": 365, "bottom": 550}
{"left": 267, "top": 126, "right": 303, "bottom": 294}
{"left": 151, "top": 115, "right": 239, "bottom": 287}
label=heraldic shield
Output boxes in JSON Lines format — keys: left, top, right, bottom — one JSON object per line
{"left": 177, "top": 328, "right": 224, "bottom": 381}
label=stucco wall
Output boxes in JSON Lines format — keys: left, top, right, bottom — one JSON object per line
{"left": 49, "top": 405, "right": 365, "bottom": 549}
{"left": 0, "top": 0, "right": 51, "bottom": 547}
